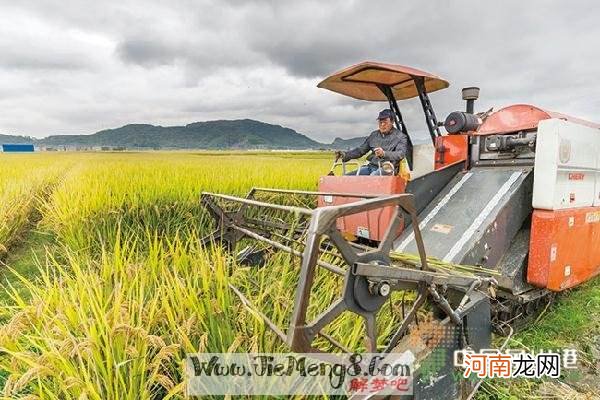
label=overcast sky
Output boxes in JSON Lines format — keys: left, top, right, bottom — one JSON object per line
{"left": 0, "top": 0, "right": 599, "bottom": 143}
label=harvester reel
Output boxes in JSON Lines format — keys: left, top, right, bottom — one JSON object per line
{"left": 298, "top": 246, "right": 396, "bottom": 353}
{"left": 200, "top": 188, "right": 495, "bottom": 356}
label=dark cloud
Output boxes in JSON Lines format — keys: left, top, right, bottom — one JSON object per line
{"left": 116, "top": 37, "right": 181, "bottom": 67}
{"left": 0, "top": 0, "right": 599, "bottom": 141}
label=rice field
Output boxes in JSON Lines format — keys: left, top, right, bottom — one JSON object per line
{"left": 0, "top": 151, "right": 368, "bottom": 399}
{"left": 0, "top": 151, "right": 598, "bottom": 399}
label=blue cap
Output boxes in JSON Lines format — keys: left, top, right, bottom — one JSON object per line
{"left": 377, "top": 109, "right": 394, "bottom": 120}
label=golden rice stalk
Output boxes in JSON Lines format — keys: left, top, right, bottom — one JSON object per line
{"left": 2, "top": 374, "right": 17, "bottom": 397}
{"left": 18, "top": 395, "right": 41, "bottom": 400}
{"left": 64, "top": 376, "right": 84, "bottom": 390}
{"left": 149, "top": 344, "right": 180, "bottom": 371}
{"left": 147, "top": 334, "right": 166, "bottom": 349}
{"left": 14, "top": 365, "right": 52, "bottom": 393}
{"left": 112, "top": 323, "right": 148, "bottom": 338}
{"left": 151, "top": 373, "right": 175, "bottom": 391}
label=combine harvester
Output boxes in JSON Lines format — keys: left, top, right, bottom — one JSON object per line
{"left": 200, "top": 62, "right": 600, "bottom": 398}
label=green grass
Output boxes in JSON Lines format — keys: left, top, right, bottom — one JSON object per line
{"left": 0, "top": 209, "right": 57, "bottom": 398}
{"left": 477, "top": 277, "right": 600, "bottom": 399}
{"left": 0, "top": 230, "right": 54, "bottom": 305}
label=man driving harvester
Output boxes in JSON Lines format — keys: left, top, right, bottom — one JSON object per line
{"left": 335, "top": 109, "right": 409, "bottom": 175}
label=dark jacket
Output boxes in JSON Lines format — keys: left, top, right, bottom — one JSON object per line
{"left": 342, "top": 128, "right": 408, "bottom": 170}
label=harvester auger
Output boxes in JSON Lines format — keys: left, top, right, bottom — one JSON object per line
{"left": 200, "top": 61, "right": 600, "bottom": 399}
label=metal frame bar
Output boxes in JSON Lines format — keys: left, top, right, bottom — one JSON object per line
{"left": 327, "top": 160, "right": 364, "bottom": 176}
{"left": 201, "top": 191, "right": 313, "bottom": 216}
{"left": 414, "top": 76, "right": 442, "bottom": 144}
{"left": 251, "top": 187, "right": 380, "bottom": 199}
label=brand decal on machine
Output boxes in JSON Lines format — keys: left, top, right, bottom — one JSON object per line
{"left": 585, "top": 211, "right": 600, "bottom": 224}
{"left": 568, "top": 173, "right": 585, "bottom": 180}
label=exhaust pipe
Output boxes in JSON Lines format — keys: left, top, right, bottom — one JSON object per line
{"left": 462, "top": 87, "right": 480, "bottom": 114}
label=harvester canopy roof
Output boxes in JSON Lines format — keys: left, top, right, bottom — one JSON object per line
{"left": 317, "top": 61, "right": 450, "bottom": 101}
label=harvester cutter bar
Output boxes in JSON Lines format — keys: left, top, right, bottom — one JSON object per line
{"left": 353, "top": 262, "right": 494, "bottom": 289}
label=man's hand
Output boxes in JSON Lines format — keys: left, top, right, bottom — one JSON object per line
{"left": 334, "top": 150, "right": 345, "bottom": 161}
{"left": 374, "top": 147, "right": 385, "bottom": 158}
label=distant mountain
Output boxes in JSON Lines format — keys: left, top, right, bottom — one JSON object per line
{"left": 31, "top": 119, "right": 323, "bottom": 149}
{"left": 0, "top": 134, "right": 36, "bottom": 144}
{"left": 0, "top": 119, "right": 431, "bottom": 150}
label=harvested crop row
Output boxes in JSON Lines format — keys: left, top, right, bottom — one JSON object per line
{"left": 0, "top": 155, "right": 77, "bottom": 260}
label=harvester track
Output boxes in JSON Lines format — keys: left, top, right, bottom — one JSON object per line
{"left": 491, "top": 289, "right": 556, "bottom": 336}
